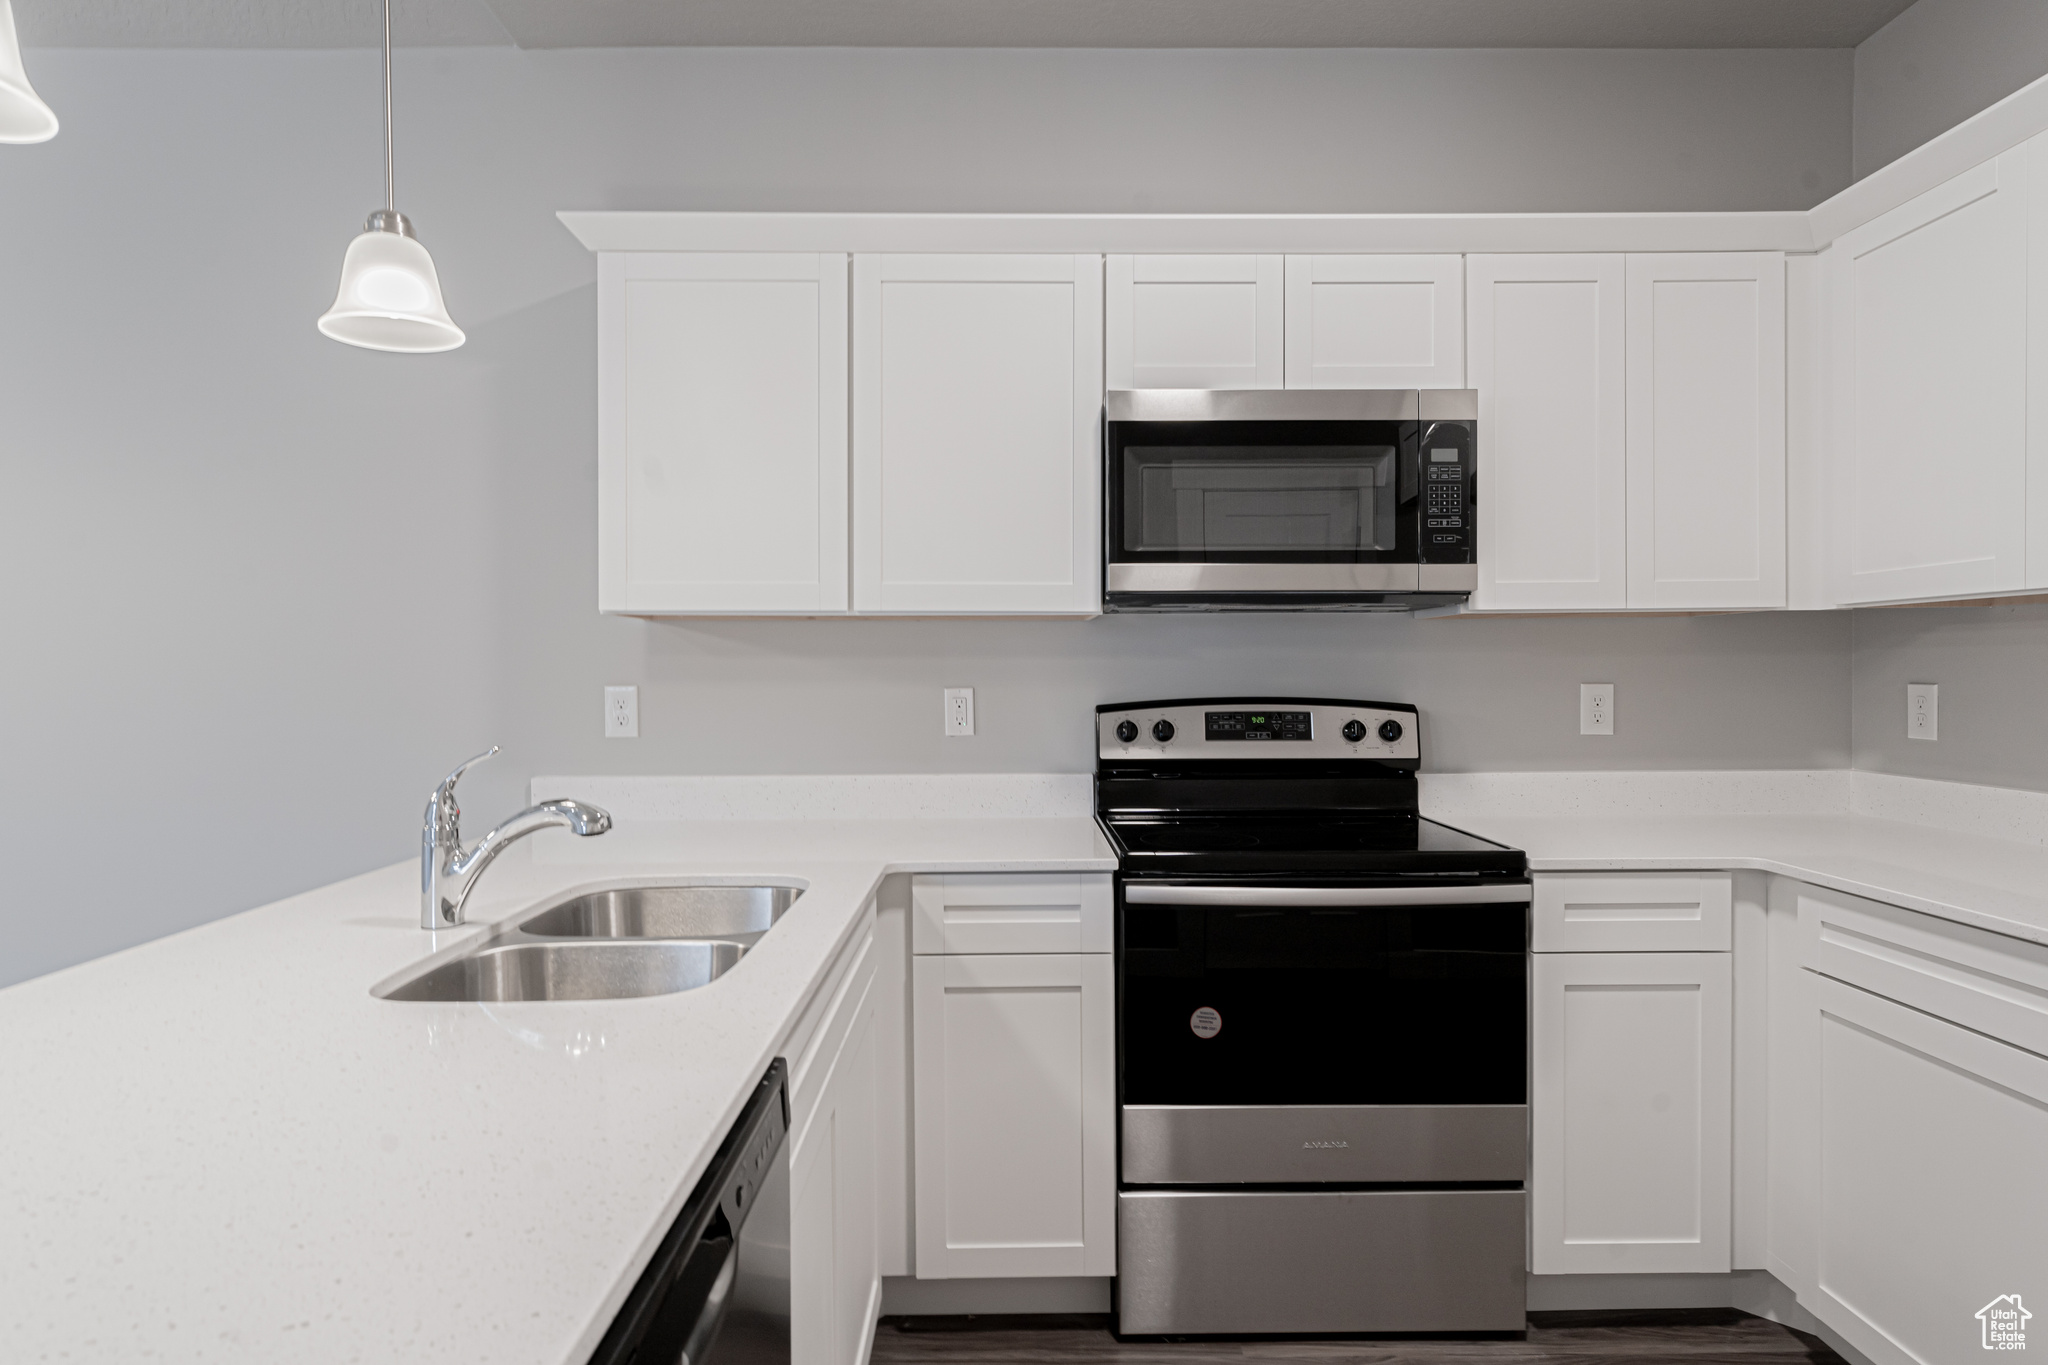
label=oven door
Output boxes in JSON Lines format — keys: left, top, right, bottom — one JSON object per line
{"left": 1118, "top": 879, "right": 1529, "bottom": 1183}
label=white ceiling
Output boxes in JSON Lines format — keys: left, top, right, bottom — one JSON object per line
{"left": 15, "top": 0, "right": 1921, "bottom": 50}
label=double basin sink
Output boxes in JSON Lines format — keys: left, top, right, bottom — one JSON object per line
{"left": 376, "top": 883, "right": 802, "bottom": 1003}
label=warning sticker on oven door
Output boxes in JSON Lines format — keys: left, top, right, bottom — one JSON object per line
{"left": 1189, "top": 1006, "right": 1222, "bottom": 1039}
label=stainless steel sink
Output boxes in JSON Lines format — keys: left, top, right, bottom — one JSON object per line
{"left": 377, "top": 939, "right": 745, "bottom": 1003}
{"left": 519, "top": 884, "right": 801, "bottom": 941}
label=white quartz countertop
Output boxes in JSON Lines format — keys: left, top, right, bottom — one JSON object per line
{"left": 1441, "top": 809, "right": 2048, "bottom": 948}
{"left": 0, "top": 815, "right": 1113, "bottom": 1365}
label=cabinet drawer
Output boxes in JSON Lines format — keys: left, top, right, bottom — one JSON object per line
{"left": 1533, "top": 873, "right": 1732, "bottom": 952}
{"left": 911, "top": 873, "right": 1112, "bottom": 954}
{"left": 1793, "top": 880, "right": 2048, "bottom": 1058}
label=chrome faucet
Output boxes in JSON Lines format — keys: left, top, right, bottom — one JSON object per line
{"left": 420, "top": 747, "right": 612, "bottom": 929}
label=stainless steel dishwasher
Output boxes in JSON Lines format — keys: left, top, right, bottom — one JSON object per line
{"left": 590, "top": 1059, "right": 790, "bottom": 1365}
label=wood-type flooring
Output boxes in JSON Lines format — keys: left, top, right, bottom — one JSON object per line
{"left": 870, "top": 1309, "right": 1848, "bottom": 1364}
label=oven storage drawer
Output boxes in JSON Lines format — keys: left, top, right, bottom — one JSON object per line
{"left": 911, "top": 873, "right": 1112, "bottom": 955}
{"left": 1122, "top": 1103, "right": 1526, "bottom": 1184}
{"left": 1116, "top": 1187, "right": 1526, "bottom": 1335}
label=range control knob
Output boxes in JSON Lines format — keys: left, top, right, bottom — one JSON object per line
{"left": 1114, "top": 719, "right": 1139, "bottom": 744}
{"left": 1378, "top": 719, "right": 1404, "bottom": 743}
{"left": 1152, "top": 719, "right": 1177, "bottom": 744}
{"left": 1342, "top": 719, "right": 1367, "bottom": 743}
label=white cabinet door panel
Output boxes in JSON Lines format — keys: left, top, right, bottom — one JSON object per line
{"left": 912, "top": 952, "right": 1115, "bottom": 1278}
{"left": 1829, "top": 153, "right": 2028, "bottom": 604}
{"left": 1532, "top": 951, "right": 1732, "bottom": 1274}
{"left": 1469, "top": 255, "right": 1628, "bottom": 610}
{"left": 853, "top": 254, "right": 1103, "bottom": 614}
{"left": 1107, "top": 255, "right": 1282, "bottom": 390}
{"left": 1284, "top": 255, "right": 1464, "bottom": 389}
{"left": 600, "top": 252, "right": 849, "bottom": 614}
{"left": 790, "top": 929, "right": 880, "bottom": 1365}
{"left": 1803, "top": 975, "right": 2048, "bottom": 1365}
{"left": 1625, "top": 253, "right": 1786, "bottom": 609}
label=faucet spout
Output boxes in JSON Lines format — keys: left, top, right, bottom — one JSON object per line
{"left": 420, "top": 751, "right": 612, "bottom": 929}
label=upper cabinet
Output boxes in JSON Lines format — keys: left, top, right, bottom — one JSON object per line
{"left": 1626, "top": 253, "right": 1786, "bottom": 610}
{"left": 598, "top": 253, "right": 849, "bottom": 614}
{"left": 1285, "top": 254, "right": 1465, "bottom": 389}
{"left": 1106, "top": 255, "right": 1282, "bottom": 390}
{"left": 1828, "top": 151, "right": 2030, "bottom": 605}
{"left": 1468, "top": 254, "right": 1629, "bottom": 611}
{"left": 853, "top": 254, "right": 1104, "bottom": 614}
{"left": 1470, "top": 252, "right": 1787, "bottom": 613}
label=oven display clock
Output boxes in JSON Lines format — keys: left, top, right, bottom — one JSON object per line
{"left": 1205, "top": 710, "right": 1312, "bottom": 741}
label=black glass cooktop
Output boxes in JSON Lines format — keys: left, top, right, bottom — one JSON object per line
{"left": 1101, "top": 813, "right": 1526, "bottom": 878}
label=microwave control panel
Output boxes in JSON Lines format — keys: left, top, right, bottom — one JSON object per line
{"left": 1419, "top": 421, "right": 1474, "bottom": 563}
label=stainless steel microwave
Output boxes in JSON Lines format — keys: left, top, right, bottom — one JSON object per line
{"left": 1103, "top": 389, "right": 1478, "bottom": 612}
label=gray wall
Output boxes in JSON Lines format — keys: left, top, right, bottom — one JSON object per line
{"left": 1850, "top": 604, "right": 2048, "bottom": 794}
{"left": 0, "top": 45, "right": 1855, "bottom": 988}
{"left": 1853, "top": 0, "right": 2048, "bottom": 178}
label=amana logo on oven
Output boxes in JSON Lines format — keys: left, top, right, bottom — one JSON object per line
{"left": 1302, "top": 1139, "right": 1349, "bottom": 1149}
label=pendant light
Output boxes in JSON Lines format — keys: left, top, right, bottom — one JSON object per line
{"left": 0, "top": 0, "right": 58, "bottom": 143}
{"left": 317, "top": 0, "right": 463, "bottom": 353}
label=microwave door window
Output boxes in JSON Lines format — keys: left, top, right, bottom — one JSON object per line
{"left": 1125, "top": 447, "right": 1397, "bottom": 554}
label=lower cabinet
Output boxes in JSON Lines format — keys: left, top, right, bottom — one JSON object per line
{"left": 1776, "top": 879, "right": 2048, "bottom": 1365}
{"left": 911, "top": 951, "right": 1116, "bottom": 1278}
{"left": 790, "top": 925, "right": 881, "bottom": 1365}
{"left": 1531, "top": 950, "right": 1733, "bottom": 1274}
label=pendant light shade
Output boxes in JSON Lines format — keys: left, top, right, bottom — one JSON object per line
{"left": 318, "top": 0, "right": 463, "bottom": 353}
{"left": 0, "top": 0, "right": 58, "bottom": 143}
{"left": 318, "top": 209, "right": 464, "bottom": 353}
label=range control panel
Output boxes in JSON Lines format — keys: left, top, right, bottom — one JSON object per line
{"left": 1098, "top": 699, "right": 1420, "bottom": 762}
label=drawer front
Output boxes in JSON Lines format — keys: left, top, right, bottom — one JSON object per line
{"left": 911, "top": 873, "right": 1112, "bottom": 954}
{"left": 1533, "top": 873, "right": 1732, "bottom": 952}
{"left": 1794, "top": 880, "right": 2048, "bottom": 1058}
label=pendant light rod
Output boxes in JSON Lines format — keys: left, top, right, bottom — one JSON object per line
{"left": 382, "top": 0, "right": 395, "bottom": 212}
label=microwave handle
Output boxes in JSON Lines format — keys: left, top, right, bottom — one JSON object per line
{"left": 1123, "top": 883, "right": 1531, "bottom": 908}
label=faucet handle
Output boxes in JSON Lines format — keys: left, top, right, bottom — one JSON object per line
{"left": 434, "top": 746, "right": 499, "bottom": 803}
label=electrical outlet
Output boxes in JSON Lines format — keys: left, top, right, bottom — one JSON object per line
{"left": 1907, "top": 683, "right": 1938, "bottom": 741}
{"left": 1580, "top": 683, "right": 1614, "bottom": 736}
{"left": 605, "top": 685, "right": 639, "bottom": 739}
{"left": 943, "top": 687, "right": 975, "bottom": 737}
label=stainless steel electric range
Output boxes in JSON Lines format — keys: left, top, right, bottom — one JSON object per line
{"left": 1096, "top": 697, "right": 1531, "bottom": 1337}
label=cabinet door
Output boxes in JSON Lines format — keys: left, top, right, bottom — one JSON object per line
{"left": 1829, "top": 152, "right": 2028, "bottom": 604}
{"left": 1106, "top": 255, "right": 1281, "bottom": 390}
{"left": 852, "top": 254, "right": 1103, "bottom": 614}
{"left": 1625, "top": 253, "right": 1787, "bottom": 609}
{"left": 599, "top": 252, "right": 849, "bottom": 614}
{"left": 1800, "top": 974, "right": 2048, "bottom": 1365}
{"left": 791, "top": 928, "right": 880, "bottom": 1365}
{"left": 912, "top": 953, "right": 1115, "bottom": 1278}
{"left": 1468, "top": 255, "right": 1628, "bottom": 610}
{"left": 1284, "top": 255, "right": 1464, "bottom": 389}
{"left": 1532, "top": 951, "right": 1732, "bottom": 1274}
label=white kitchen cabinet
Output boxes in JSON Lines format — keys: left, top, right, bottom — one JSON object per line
{"left": 852, "top": 254, "right": 1103, "bottom": 614}
{"left": 1533, "top": 872, "right": 1733, "bottom": 953}
{"left": 598, "top": 252, "right": 849, "bottom": 614}
{"left": 911, "top": 872, "right": 1113, "bottom": 955}
{"left": 1625, "top": 253, "right": 1786, "bottom": 609}
{"left": 1284, "top": 255, "right": 1464, "bottom": 389}
{"left": 790, "top": 923, "right": 881, "bottom": 1365}
{"left": 911, "top": 952, "right": 1115, "bottom": 1278}
{"left": 1802, "top": 975, "right": 2048, "bottom": 1365}
{"left": 1468, "top": 255, "right": 1628, "bottom": 610}
{"left": 1107, "top": 255, "right": 1282, "bottom": 390}
{"left": 1531, "top": 951, "right": 1732, "bottom": 1275}
{"left": 1828, "top": 151, "right": 2029, "bottom": 604}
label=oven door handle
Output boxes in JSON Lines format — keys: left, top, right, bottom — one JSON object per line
{"left": 1123, "top": 883, "right": 1532, "bottom": 907}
